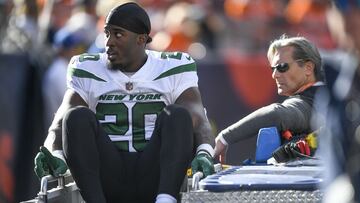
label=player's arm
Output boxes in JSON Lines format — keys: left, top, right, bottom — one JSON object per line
{"left": 175, "top": 87, "right": 215, "bottom": 177}
{"left": 35, "top": 89, "right": 87, "bottom": 178}
{"left": 175, "top": 87, "right": 214, "bottom": 149}
{"left": 44, "top": 89, "right": 88, "bottom": 151}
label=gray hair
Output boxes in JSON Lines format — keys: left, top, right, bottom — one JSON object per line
{"left": 267, "top": 35, "right": 324, "bottom": 81}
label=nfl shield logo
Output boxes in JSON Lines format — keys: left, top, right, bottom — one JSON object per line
{"left": 126, "top": 82, "right": 133, "bottom": 91}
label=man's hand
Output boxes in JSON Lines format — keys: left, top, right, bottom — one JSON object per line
{"left": 191, "top": 153, "right": 215, "bottom": 178}
{"left": 214, "top": 135, "right": 228, "bottom": 164}
{"left": 34, "top": 146, "right": 68, "bottom": 178}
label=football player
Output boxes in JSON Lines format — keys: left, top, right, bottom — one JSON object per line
{"left": 34, "top": 2, "right": 215, "bottom": 203}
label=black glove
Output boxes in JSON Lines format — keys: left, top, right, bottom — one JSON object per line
{"left": 34, "top": 146, "right": 68, "bottom": 178}
{"left": 191, "top": 153, "right": 215, "bottom": 178}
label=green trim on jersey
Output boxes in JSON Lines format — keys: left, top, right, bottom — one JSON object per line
{"left": 68, "top": 67, "right": 106, "bottom": 82}
{"left": 153, "top": 62, "right": 196, "bottom": 81}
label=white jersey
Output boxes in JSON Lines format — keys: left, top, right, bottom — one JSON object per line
{"left": 67, "top": 50, "right": 198, "bottom": 152}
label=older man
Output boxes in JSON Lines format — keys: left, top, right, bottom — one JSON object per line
{"left": 215, "top": 35, "right": 325, "bottom": 162}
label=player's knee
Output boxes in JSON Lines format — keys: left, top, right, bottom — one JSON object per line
{"left": 163, "top": 104, "right": 192, "bottom": 125}
{"left": 63, "top": 106, "right": 94, "bottom": 127}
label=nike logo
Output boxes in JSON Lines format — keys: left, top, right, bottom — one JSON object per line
{"left": 186, "top": 55, "right": 192, "bottom": 61}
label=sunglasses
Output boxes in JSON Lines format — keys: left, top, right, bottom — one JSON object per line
{"left": 271, "top": 63, "right": 290, "bottom": 73}
{"left": 271, "top": 59, "right": 304, "bottom": 73}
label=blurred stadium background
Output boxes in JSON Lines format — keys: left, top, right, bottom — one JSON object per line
{"left": 0, "top": 0, "right": 340, "bottom": 202}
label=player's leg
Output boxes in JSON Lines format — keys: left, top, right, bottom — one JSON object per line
{"left": 62, "top": 106, "right": 129, "bottom": 203}
{"left": 136, "top": 104, "right": 194, "bottom": 202}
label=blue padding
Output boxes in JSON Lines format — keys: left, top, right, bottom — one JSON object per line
{"left": 255, "top": 127, "right": 281, "bottom": 163}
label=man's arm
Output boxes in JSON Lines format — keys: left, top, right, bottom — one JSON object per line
{"left": 44, "top": 89, "right": 88, "bottom": 152}
{"left": 214, "top": 98, "right": 312, "bottom": 158}
{"left": 175, "top": 86, "right": 214, "bottom": 152}
{"left": 175, "top": 86, "right": 215, "bottom": 177}
{"left": 221, "top": 99, "right": 312, "bottom": 144}
{"left": 35, "top": 89, "right": 87, "bottom": 178}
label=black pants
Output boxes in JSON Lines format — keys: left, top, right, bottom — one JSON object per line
{"left": 62, "top": 104, "right": 194, "bottom": 203}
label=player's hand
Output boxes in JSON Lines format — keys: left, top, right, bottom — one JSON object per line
{"left": 191, "top": 153, "right": 215, "bottom": 178}
{"left": 34, "top": 146, "right": 68, "bottom": 178}
{"left": 214, "top": 136, "right": 227, "bottom": 164}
